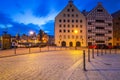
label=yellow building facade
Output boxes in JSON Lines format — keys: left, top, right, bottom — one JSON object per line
{"left": 55, "top": 1, "right": 87, "bottom": 47}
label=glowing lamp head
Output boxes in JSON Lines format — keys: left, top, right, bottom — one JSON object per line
{"left": 74, "top": 30, "right": 78, "bottom": 34}
{"left": 29, "top": 31, "right": 34, "bottom": 35}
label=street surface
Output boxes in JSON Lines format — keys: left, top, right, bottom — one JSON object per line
{"left": 0, "top": 47, "right": 120, "bottom": 80}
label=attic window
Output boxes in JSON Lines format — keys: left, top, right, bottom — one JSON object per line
{"left": 70, "top": 5, "right": 72, "bottom": 7}
{"left": 67, "top": 9, "right": 70, "bottom": 12}
{"left": 72, "top": 9, "right": 74, "bottom": 12}
{"left": 97, "top": 9, "right": 103, "bottom": 12}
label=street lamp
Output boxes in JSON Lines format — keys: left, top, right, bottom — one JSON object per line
{"left": 29, "top": 31, "right": 34, "bottom": 35}
{"left": 74, "top": 30, "right": 78, "bottom": 50}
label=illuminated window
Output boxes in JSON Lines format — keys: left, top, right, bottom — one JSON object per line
{"left": 76, "top": 36, "right": 78, "bottom": 39}
{"left": 72, "top": 35, "right": 74, "bottom": 39}
{"left": 68, "top": 35, "right": 70, "bottom": 39}
{"left": 64, "top": 35, "right": 66, "bottom": 39}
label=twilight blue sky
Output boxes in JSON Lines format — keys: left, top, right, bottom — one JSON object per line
{"left": 0, "top": 0, "right": 120, "bottom": 36}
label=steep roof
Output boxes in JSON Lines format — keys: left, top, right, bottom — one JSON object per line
{"left": 86, "top": 2, "right": 112, "bottom": 17}
{"left": 112, "top": 10, "right": 120, "bottom": 18}
{"left": 55, "top": 1, "right": 84, "bottom": 19}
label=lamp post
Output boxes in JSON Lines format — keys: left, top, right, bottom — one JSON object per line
{"left": 74, "top": 30, "right": 78, "bottom": 50}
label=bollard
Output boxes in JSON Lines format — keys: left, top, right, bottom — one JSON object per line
{"left": 105, "top": 49, "right": 106, "bottom": 54}
{"left": 83, "top": 50, "right": 87, "bottom": 71}
{"left": 14, "top": 46, "right": 16, "bottom": 54}
{"left": 55, "top": 46, "right": 56, "bottom": 50}
{"left": 48, "top": 45, "right": 49, "bottom": 51}
{"left": 115, "top": 49, "right": 117, "bottom": 54}
{"left": 97, "top": 49, "right": 99, "bottom": 56}
{"left": 101, "top": 49, "right": 103, "bottom": 55}
{"left": 88, "top": 49, "right": 90, "bottom": 62}
{"left": 92, "top": 49, "right": 94, "bottom": 59}
{"left": 110, "top": 49, "right": 111, "bottom": 54}
{"left": 39, "top": 46, "right": 41, "bottom": 52}
{"left": 29, "top": 47, "right": 31, "bottom": 53}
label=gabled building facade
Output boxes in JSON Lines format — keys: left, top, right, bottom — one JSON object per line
{"left": 55, "top": 0, "right": 87, "bottom": 47}
{"left": 86, "top": 2, "right": 113, "bottom": 46}
{"left": 112, "top": 10, "right": 120, "bottom": 46}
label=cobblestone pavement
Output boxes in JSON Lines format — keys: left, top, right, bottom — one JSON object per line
{"left": 0, "top": 49, "right": 120, "bottom": 80}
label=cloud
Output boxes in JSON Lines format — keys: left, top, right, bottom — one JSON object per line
{"left": 0, "top": 12, "right": 12, "bottom": 24}
{"left": 40, "top": 20, "right": 54, "bottom": 35}
{"left": 0, "top": 12, "right": 40, "bottom": 36}
{"left": 12, "top": 10, "right": 57, "bottom": 27}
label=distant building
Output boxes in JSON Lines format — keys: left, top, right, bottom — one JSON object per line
{"left": 86, "top": 2, "right": 113, "bottom": 46}
{"left": 48, "top": 35, "right": 54, "bottom": 46}
{"left": 112, "top": 10, "right": 120, "bottom": 46}
{"left": 55, "top": 0, "right": 87, "bottom": 47}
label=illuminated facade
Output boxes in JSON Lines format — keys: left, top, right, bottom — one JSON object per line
{"left": 112, "top": 10, "right": 120, "bottom": 46}
{"left": 55, "top": 0, "right": 87, "bottom": 47}
{"left": 86, "top": 2, "right": 113, "bottom": 46}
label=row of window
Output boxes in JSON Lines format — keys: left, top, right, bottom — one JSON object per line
{"left": 97, "top": 9, "right": 103, "bottom": 12}
{"left": 59, "top": 29, "right": 82, "bottom": 33}
{"left": 63, "top": 14, "right": 79, "bottom": 17}
{"left": 59, "top": 19, "right": 82, "bottom": 23}
{"left": 88, "top": 37, "right": 112, "bottom": 40}
{"left": 88, "top": 30, "right": 112, "bottom": 33}
{"left": 59, "top": 35, "right": 83, "bottom": 39}
{"left": 88, "top": 22, "right": 112, "bottom": 26}
{"left": 59, "top": 24, "right": 83, "bottom": 28}
{"left": 67, "top": 8, "right": 74, "bottom": 12}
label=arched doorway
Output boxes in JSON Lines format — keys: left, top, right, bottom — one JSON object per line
{"left": 61, "top": 41, "right": 66, "bottom": 47}
{"left": 76, "top": 41, "right": 81, "bottom": 47}
{"left": 69, "top": 42, "right": 73, "bottom": 47}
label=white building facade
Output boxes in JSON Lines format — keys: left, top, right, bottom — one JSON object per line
{"left": 55, "top": 0, "right": 87, "bottom": 47}
{"left": 86, "top": 2, "right": 113, "bottom": 46}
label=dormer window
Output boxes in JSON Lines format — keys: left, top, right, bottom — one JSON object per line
{"left": 70, "top": 5, "right": 72, "bottom": 7}
{"left": 97, "top": 9, "right": 103, "bottom": 12}
{"left": 67, "top": 9, "right": 70, "bottom": 12}
{"left": 72, "top": 9, "right": 74, "bottom": 12}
